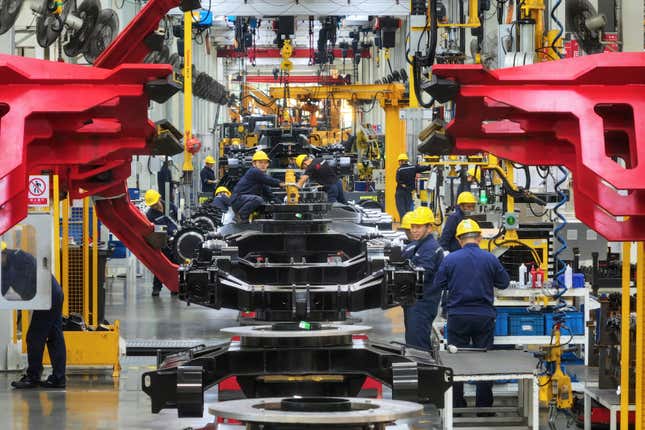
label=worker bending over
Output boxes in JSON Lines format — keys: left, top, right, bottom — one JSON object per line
{"left": 230, "top": 151, "right": 285, "bottom": 222}
{"left": 3, "top": 242, "right": 67, "bottom": 389}
{"left": 434, "top": 219, "right": 510, "bottom": 409}
{"left": 295, "top": 154, "right": 347, "bottom": 204}
{"left": 439, "top": 191, "right": 477, "bottom": 253}
{"left": 403, "top": 206, "right": 443, "bottom": 350}
{"left": 395, "top": 153, "right": 432, "bottom": 220}
{"left": 200, "top": 156, "right": 217, "bottom": 194}
{"left": 210, "top": 186, "right": 232, "bottom": 211}
{"left": 144, "top": 189, "right": 179, "bottom": 297}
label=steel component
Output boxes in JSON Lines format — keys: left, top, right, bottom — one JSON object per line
{"left": 207, "top": 397, "right": 422, "bottom": 426}
{"left": 427, "top": 53, "right": 645, "bottom": 241}
{"left": 177, "top": 366, "right": 204, "bottom": 418}
{"left": 220, "top": 324, "right": 371, "bottom": 338}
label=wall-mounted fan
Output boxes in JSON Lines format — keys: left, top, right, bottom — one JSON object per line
{"left": 0, "top": 0, "right": 24, "bottom": 35}
{"left": 83, "top": 8, "right": 119, "bottom": 63}
{"left": 566, "top": 0, "right": 606, "bottom": 54}
{"left": 34, "top": 0, "right": 74, "bottom": 47}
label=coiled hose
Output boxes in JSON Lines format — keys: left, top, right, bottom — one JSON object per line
{"left": 552, "top": 166, "right": 569, "bottom": 299}
{"left": 550, "top": 0, "right": 565, "bottom": 59}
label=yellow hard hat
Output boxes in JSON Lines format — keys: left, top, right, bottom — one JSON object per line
{"left": 397, "top": 153, "right": 409, "bottom": 162}
{"left": 205, "top": 155, "right": 216, "bottom": 164}
{"left": 215, "top": 186, "right": 231, "bottom": 196}
{"left": 456, "top": 219, "right": 482, "bottom": 238}
{"left": 144, "top": 189, "right": 161, "bottom": 207}
{"left": 1, "top": 241, "right": 6, "bottom": 251}
{"left": 467, "top": 168, "right": 475, "bottom": 177}
{"left": 252, "top": 150, "right": 270, "bottom": 162}
{"left": 400, "top": 212, "right": 414, "bottom": 230}
{"left": 457, "top": 191, "right": 477, "bottom": 205}
{"left": 410, "top": 206, "right": 435, "bottom": 225}
{"left": 295, "top": 154, "right": 310, "bottom": 169}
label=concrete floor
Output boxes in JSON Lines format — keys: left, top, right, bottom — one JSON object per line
{"left": 2, "top": 274, "right": 572, "bottom": 429}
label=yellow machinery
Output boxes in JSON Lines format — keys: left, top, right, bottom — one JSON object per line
{"left": 285, "top": 170, "right": 299, "bottom": 204}
{"left": 270, "top": 83, "right": 408, "bottom": 220}
{"left": 538, "top": 320, "right": 573, "bottom": 411}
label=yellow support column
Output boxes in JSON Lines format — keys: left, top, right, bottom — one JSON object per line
{"left": 82, "top": 197, "right": 90, "bottom": 324}
{"left": 182, "top": 11, "right": 194, "bottom": 175}
{"left": 62, "top": 197, "right": 70, "bottom": 316}
{"left": 621, "top": 242, "right": 632, "bottom": 429}
{"left": 92, "top": 201, "right": 98, "bottom": 327}
{"left": 383, "top": 105, "right": 406, "bottom": 220}
{"left": 52, "top": 175, "right": 60, "bottom": 284}
{"left": 637, "top": 242, "right": 645, "bottom": 430}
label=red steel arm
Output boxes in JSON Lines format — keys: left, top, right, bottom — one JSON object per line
{"left": 431, "top": 52, "right": 645, "bottom": 241}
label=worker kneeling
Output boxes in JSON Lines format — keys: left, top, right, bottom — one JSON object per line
{"left": 230, "top": 151, "right": 285, "bottom": 223}
{"left": 402, "top": 206, "right": 443, "bottom": 350}
{"left": 295, "top": 154, "right": 347, "bottom": 203}
{"left": 210, "top": 186, "right": 232, "bottom": 211}
{"left": 434, "top": 219, "right": 510, "bottom": 410}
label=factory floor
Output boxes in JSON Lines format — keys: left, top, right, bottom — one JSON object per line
{"left": 2, "top": 274, "right": 573, "bottom": 430}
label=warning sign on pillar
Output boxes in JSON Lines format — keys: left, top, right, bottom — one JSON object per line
{"left": 28, "top": 175, "right": 50, "bottom": 212}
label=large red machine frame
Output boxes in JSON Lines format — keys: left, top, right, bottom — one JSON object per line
{"left": 433, "top": 53, "right": 645, "bottom": 241}
{"left": 1, "top": 0, "right": 644, "bottom": 298}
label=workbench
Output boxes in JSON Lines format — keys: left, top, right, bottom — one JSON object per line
{"left": 582, "top": 387, "right": 636, "bottom": 430}
{"left": 439, "top": 350, "right": 539, "bottom": 430}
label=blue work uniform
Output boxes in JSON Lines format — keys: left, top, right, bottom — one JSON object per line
{"left": 146, "top": 202, "right": 179, "bottom": 292}
{"left": 158, "top": 161, "right": 174, "bottom": 202}
{"left": 433, "top": 243, "right": 510, "bottom": 408}
{"left": 403, "top": 234, "right": 444, "bottom": 350}
{"left": 230, "top": 167, "right": 281, "bottom": 221}
{"left": 2, "top": 250, "right": 66, "bottom": 383}
{"left": 210, "top": 194, "right": 231, "bottom": 211}
{"left": 200, "top": 166, "right": 216, "bottom": 194}
{"left": 304, "top": 158, "right": 347, "bottom": 203}
{"left": 438, "top": 207, "right": 465, "bottom": 253}
{"left": 395, "top": 163, "right": 432, "bottom": 219}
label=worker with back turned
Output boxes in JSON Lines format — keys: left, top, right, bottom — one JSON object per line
{"left": 395, "top": 153, "right": 433, "bottom": 221}
{"left": 230, "top": 151, "right": 285, "bottom": 223}
{"left": 3, "top": 242, "right": 67, "bottom": 389}
{"left": 402, "top": 206, "right": 444, "bottom": 351}
{"left": 200, "top": 156, "right": 217, "bottom": 194}
{"left": 295, "top": 154, "right": 347, "bottom": 204}
{"left": 144, "top": 189, "right": 179, "bottom": 297}
{"left": 438, "top": 191, "right": 477, "bottom": 253}
{"left": 434, "top": 219, "right": 510, "bottom": 410}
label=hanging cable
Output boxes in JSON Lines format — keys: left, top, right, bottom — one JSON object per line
{"left": 549, "top": 0, "right": 564, "bottom": 59}
{"left": 552, "top": 166, "right": 569, "bottom": 300}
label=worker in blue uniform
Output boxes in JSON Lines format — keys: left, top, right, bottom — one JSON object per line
{"left": 210, "top": 186, "right": 232, "bottom": 211}
{"left": 200, "top": 156, "right": 217, "bottom": 194}
{"left": 395, "top": 153, "right": 432, "bottom": 220}
{"left": 144, "top": 189, "right": 179, "bottom": 297}
{"left": 398, "top": 211, "right": 415, "bottom": 258}
{"left": 230, "top": 151, "right": 285, "bottom": 222}
{"left": 438, "top": 191, "right": 477, "bottom": 253}
{"left": 434, "top": 219, "right": 510, "bottom": 409}
{"left": 3, "top": 242, "right": 67, "bottom": 389}
{"left": 403, "top": 206, "right": 444, "bottom": 350}
{"left": 295, "top": 154, "right": 347, "bottom": 203}
{"left": 457, "top": 167, "right": 478, "bottom": 195}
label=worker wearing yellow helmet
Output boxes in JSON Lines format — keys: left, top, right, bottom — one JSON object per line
{"left": 230, "top": 150, "right": 286, "bottom": 223}
{"left": 457, "top": 166, "right": 480, "bottom": 195}
{"left": 208, "top": 186, "right": 232, "bottom": 211}
{"left": 434, "top": 218, "right": 509, "bottom": 409}
{"left": 399, "top": 211, "right": 414, "bottom": 241}
{"left": 144, "top": 189, "right": 179, "bottom": 296}
{"left": 401, "top": 205, "right": 444, "bottom": 351}
{"left": 200, "top": 155, "right": 217, "bottom": 194}
{"left": 395, "top": 152, "right": 432, "bottom": 220}
{"left": 295, "top": 154, "right": 347, "bottom": 204}
{"left": 439, "top": 191, "right": 478, "bottom": 253}
{"left": 2, "top": 241, "right": 68, "bottom": 389}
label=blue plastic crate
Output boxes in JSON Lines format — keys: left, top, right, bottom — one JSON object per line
{"left": 545, "top": 312, "right": 584, "bottom": 335}
{"left": 509, "top": 314, "right": 544, "bottom": 336}
{"left": 495, "top": 312, "right": 509, "bottom": 336}
{"left": 556, "top": 273, "right": 586, "bottom": 288}
{"left": 128, "top": 188, "right": 140, "bottom": 200}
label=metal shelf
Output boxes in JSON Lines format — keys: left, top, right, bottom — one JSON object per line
{"left": 496, "top": 288, "right": 587, "bottom": 298}
{"left": 494, "top": 335, "right": 586, "bottom": 345}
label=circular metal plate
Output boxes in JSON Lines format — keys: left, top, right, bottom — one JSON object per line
{"left": 208, "top": 397, "right": 422, "bottom": 424}
{"left": 220, "top": 324, "right": 371, "bottom": 338}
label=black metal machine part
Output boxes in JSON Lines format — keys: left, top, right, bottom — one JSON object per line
{"left": 142, "top": 336, "right": 452, "bottom": 418}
